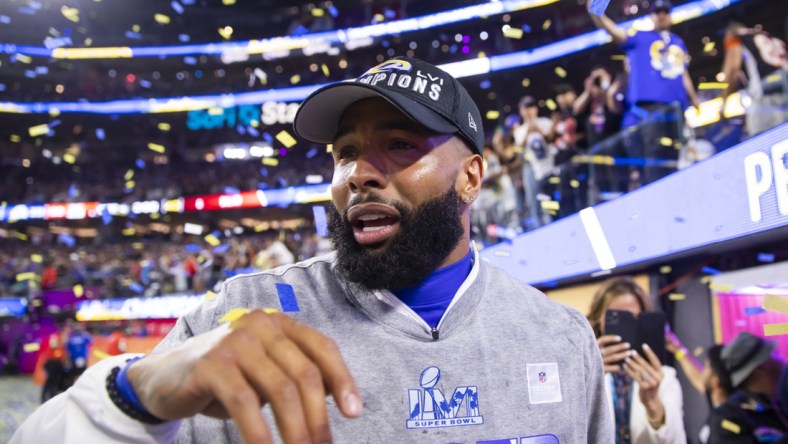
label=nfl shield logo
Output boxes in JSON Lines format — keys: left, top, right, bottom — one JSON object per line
{"left": 538, "top": 371, "right": 546, "bottom": 383}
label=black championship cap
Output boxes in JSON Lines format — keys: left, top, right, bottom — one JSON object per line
{"left": 293, "top": 56, "right": 484, "bottom": 155}
{"left": 720, "top": 331, "right": 776, "bottom": 388}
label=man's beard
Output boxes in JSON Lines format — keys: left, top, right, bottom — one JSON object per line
{"left": 327, "top": 186, "right": 464, "bottom": 291}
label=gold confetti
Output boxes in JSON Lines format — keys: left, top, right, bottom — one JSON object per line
{"left": 659, "top": 137, "right": 673, "bottom": 146}
{"left": 132, "top": 242, "right": 143, "bottom": 249}
{"left": 703, "top": 41, "right": 716, "bottom": 53}
{"left": 30, "top": 254, "right": 43, "bottom": 263}
{"left": 764, "top": 323, "right": 788, "bottom": 336}
{"left": 542, "top": 19, "right": 551, "bottom": 30}
{"left": 554, "top": 67, "right": 567, "bottom": 78}
{"left": 61, "top": 5, "right": 80, "bottom": 22}
{"left": 503, "top": 27, "right": 524, "bottom": 39}
{"left": 219, "top": 308, "right": 250, "bottom": 323}
{"left": 14, "top": 232, "right": 28, "bottom": 241}
{"left": 16, "top": 272, "right": 35, "bottom": 282}
{"left": 660, "top": 265, "right": 672, "bottom": 274}
{"left": 10, "top": 134, "right": 20, "bottom": 142}
{"left": 23, "top": 343, "right": 40, "bottom": 353}
{"left": 275, "top": 130, "right": 297, "bottom": 148}
{"left": 541, "top": 200, "right": 560, "bottom": 211}
{"left": 73, "top": 284, "right": 84, "bottom": 298}
{"left": 485, "top": 110, "right": 500, "bottom": 120}
{"left": 132, "top": 24, "right": 140, "bottom": 32}
{"left": 204, "top": 234, "right": 221, "bottom": 247}
{"left": 548, "top": 176, "right": 561, "bottom": 185}
{"left": 49, "top": 108, "right": 61, "bottom": 117}
{"left": 763, "top": 295, "right": 788, "bottom": 314}
{"left": 124, "top": 169, "right": 134, "bottom": 180}
{"left": 321, "top": 63, "right": 330, "bottom": 76}
{"left": 254, "top": 224, "right": 266, "bottom": 232}
{"left": 32, "top": 299, "right": 43, "bottom": 307}
{"left": 326, "top": 144, "right": 333, "bottom": 153}
{"left": 205, "top": 290, "right": 218, "bottom": 300}
{"left": 477, "top": 51, "right": 486, "bottom": 58}
{"left": 668, "top": 293, "right": 686, "bottom": 301}
{"left": 63, "top": 153, "right": 76, "bottom": 164}
{"left": 521, "top": 78, "right": 531, "bottom": 87}
{"left": 125, "top": 180, "right": 135, "bottom": 189}
{"left": 154, "top": 13, "right": 170, "bottom": 24}
{"left": 570, "top": 179, "right": 580, "bottom": 188}
{"left": 611, "top": 55, "right": 626, "bottom": 60}
{"left": 122, "top": 228, "right": 136, "bottom": 236}
{"left": 312, "top": 8, "right": 325, "bottom": 17}
{"left": 222, "top": 0, "right": 236, "bottom": 4}
{"left": 290, "top": 74, "right": 301, "bottom": 84}
{"left": 709, "top": 283, "right": 732, "bottom": 292}
{"left": 721, "top": 420, "right": 741, "bottom": 434}
{"left": 148, "top": 142, "right": 166, "bottom": 153}
{"left": 157, "top": 122, "right": 171, "bottom": 131}
{"left": 28, "top": 123, "right": 50, "bottom": 137}
{"left": 218, "top": 26, "right": 233, "bottom": 40}
{"left": 545, "top": 98, "right": 557, "bottom": 110}
{"left": 262, "top": 158, "right": 279, "bottom": 166}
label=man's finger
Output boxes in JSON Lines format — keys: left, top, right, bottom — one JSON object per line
{"left": 201, "top": 355, "right": 273, "bottom": 444}
{"left": 251, "top": 319, "right": 332, "bottom": 443}
{"left": 278, "top": 314, "right": 363, "bottom": 418}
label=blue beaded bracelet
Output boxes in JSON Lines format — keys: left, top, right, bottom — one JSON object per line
{"left": 107, "top": 356, "right": 164, "bottom": 424}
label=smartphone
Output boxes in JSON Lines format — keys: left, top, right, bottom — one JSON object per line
{"left": 637, "top": 312, "right": 666, "bottom": 363}
{"left": 604, "top": 310, "right": 667, "bottom": 364}
{"left": 604, "top": 310, "right": 637, "bottom": 365}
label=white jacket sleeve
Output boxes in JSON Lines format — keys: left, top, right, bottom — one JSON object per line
{"left": 11, "top": 353, "right": 182, "bottom": 444}
{"left": 630, "top": 366, "right": 687, "bottom": 444}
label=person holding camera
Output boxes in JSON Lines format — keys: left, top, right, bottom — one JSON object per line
{"left": 587, "top": 276, "right": 687, "bottom": 443}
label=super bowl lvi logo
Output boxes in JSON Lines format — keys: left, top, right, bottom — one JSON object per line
{"left": 406, "top": 366, "right": 483, "bottom": 429}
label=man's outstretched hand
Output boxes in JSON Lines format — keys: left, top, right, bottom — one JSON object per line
{"left": 127, "top": 310, "right": 362, "bottom": 443}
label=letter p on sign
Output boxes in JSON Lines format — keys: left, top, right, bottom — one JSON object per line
{"left": 745, "top": 140, "right": 788, "bottom": 222}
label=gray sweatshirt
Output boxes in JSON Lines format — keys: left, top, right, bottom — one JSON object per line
{"left": 157, "top": 250, "right": 614, "bottom": 443}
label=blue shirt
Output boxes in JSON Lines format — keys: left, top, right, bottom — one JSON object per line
{"left": 66, "top": 331, "right": 93, "bottom": 361}
{"left": 394, "top": 250, "right": 474, "bottom": 329}
{"left": 622, "top": 30, "right": 689, "bottom": 109}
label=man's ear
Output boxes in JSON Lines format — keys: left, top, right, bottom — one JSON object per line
{"left": 458, "top": 153, "right": 484, "bottom": 201}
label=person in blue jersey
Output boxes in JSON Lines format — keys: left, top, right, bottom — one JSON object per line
{"left": 14, "top": 57, "right": 614, "bottom": 444}
{"left": 64, "top": 323, "right": 93, "bottom": 382}
{"left": 588, "top": 0, "right": 700, "bottom": 187}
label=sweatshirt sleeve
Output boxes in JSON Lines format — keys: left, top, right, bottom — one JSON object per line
{"left": 10, "top": 354, "right": 182, "bottom": 444}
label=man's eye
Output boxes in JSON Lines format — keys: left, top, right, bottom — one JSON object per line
{"left": 337, "top": 147, "right": 357, "bottom": 160}
{"left": 390, "top": 140, "right": 415, "bottom": 150}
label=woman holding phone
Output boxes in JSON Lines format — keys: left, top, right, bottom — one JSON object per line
{"left": 586, "top": 276, "right": 686, "bottom": 443}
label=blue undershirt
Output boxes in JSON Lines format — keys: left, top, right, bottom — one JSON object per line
{"left": 393, "top": 250, "right": 474, "bottom": 329}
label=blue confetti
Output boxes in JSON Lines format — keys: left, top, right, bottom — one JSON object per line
{"left": 68, "top": 184, "right": 78, "bottom": 197}
{"left": 223, "top": 186, "right": 240, "bottom": 194}
{"left": 178, "top": 33, "right": 190, "bottom": 42}
{"left": 135, "top": 159, "right": 145, "bottom": 169}
{"left": 24, "top": 70, "right": 36, "bottom": 79}
{"left": 128, "top": 282, "right": 145, "bottom": 294}
{"left": 125, "top": 31, "right": 142, "bottom": 40}
{"left": 702, "top": 266, "right": 721, "bottom": 275}
{"left": 480, "top": 79, "right": 491, "bottom": 89}
{"left": 212, "top": 244, "right": 230, "bottom": 254}
{"left": 306, "top": 147, "right": 318, "bottom": 158}
{"left": 589, "top": 0, "right": 611, "bottom": 16}
{"left": 0, "top": 84, "right": 5, "bottom": 92}
{"left": 181, "top": 0, "right": 194, "bottom": 4}
{"left": 744, "top": 306, "right": 766, "bottom": 316}
{"left": 34, "top": 66, "right": 48, "bottom": 74}
{"left": 0, "top": 15, "right": 11, "bottom": 24}
{"left": 101, "top": 207, "right": 112, "bottom": 225}
{"left": 757, "top": 253, "right": 775, "bottom": 263}
{"left": 183, "top": 56, "right": 197, "bottom": 65}
{"left": 327, "top": 5, "right": 339, "bottom": 17}
{"left": 170, "top": 0, "right": 184, "bottom": 14}
{"left": 48, "top": 119, "right": 61, "bottom": 128}
{"left": 185, "top": 244, "right": 201, "bottom": 253}
{"left": 211, "top": 230, "right": 221, "bottom": 239}
{"left": 96, "top": 128, "right": 105, "bottom": 140}
{"left": 262, "top": 132, "right": 273, "bottom": 143}
{"left": 139, "top": 79, "right": 152, "bottom": 88}
{"left": 247, "top": 126, "right": 259, "bottom": 137}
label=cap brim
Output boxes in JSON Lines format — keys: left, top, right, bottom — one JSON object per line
{"left": 294, "top": 82, "right": 458, "bottom": 145}
{"left": 730, "top": 340, "right": 776, "bottom": 388}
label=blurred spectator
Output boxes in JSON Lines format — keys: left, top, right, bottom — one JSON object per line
{"left": 472, "top": 142, "right": 518, "bottom": 244}
{"left": 721, "top": 21, "right": 788, "bottom": 136}
{"left": 105, "top": 327, "right": 128, "bottom": 356}
{"left": 709, "top": 332, "right": 787, "bottom": 442}
{"left": 546, "top": 83, "right": 584, "bottom": 217}
{"left": 588, "top": 0, "right": 700, "bottom": 186}
{"left": 65, "top": 324, "right": 92, "bottom": 381}
{"left": 39, "top": 322, "right": 70, "bottom": 403}
{"left": 493, "top": 117, "right": 527, "bottom": 228}
{"left": 587, "top": 276, "right": 687, "bottom": 443}
{"left": 513, "top": 95, "right": 554, "bottom": 230}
